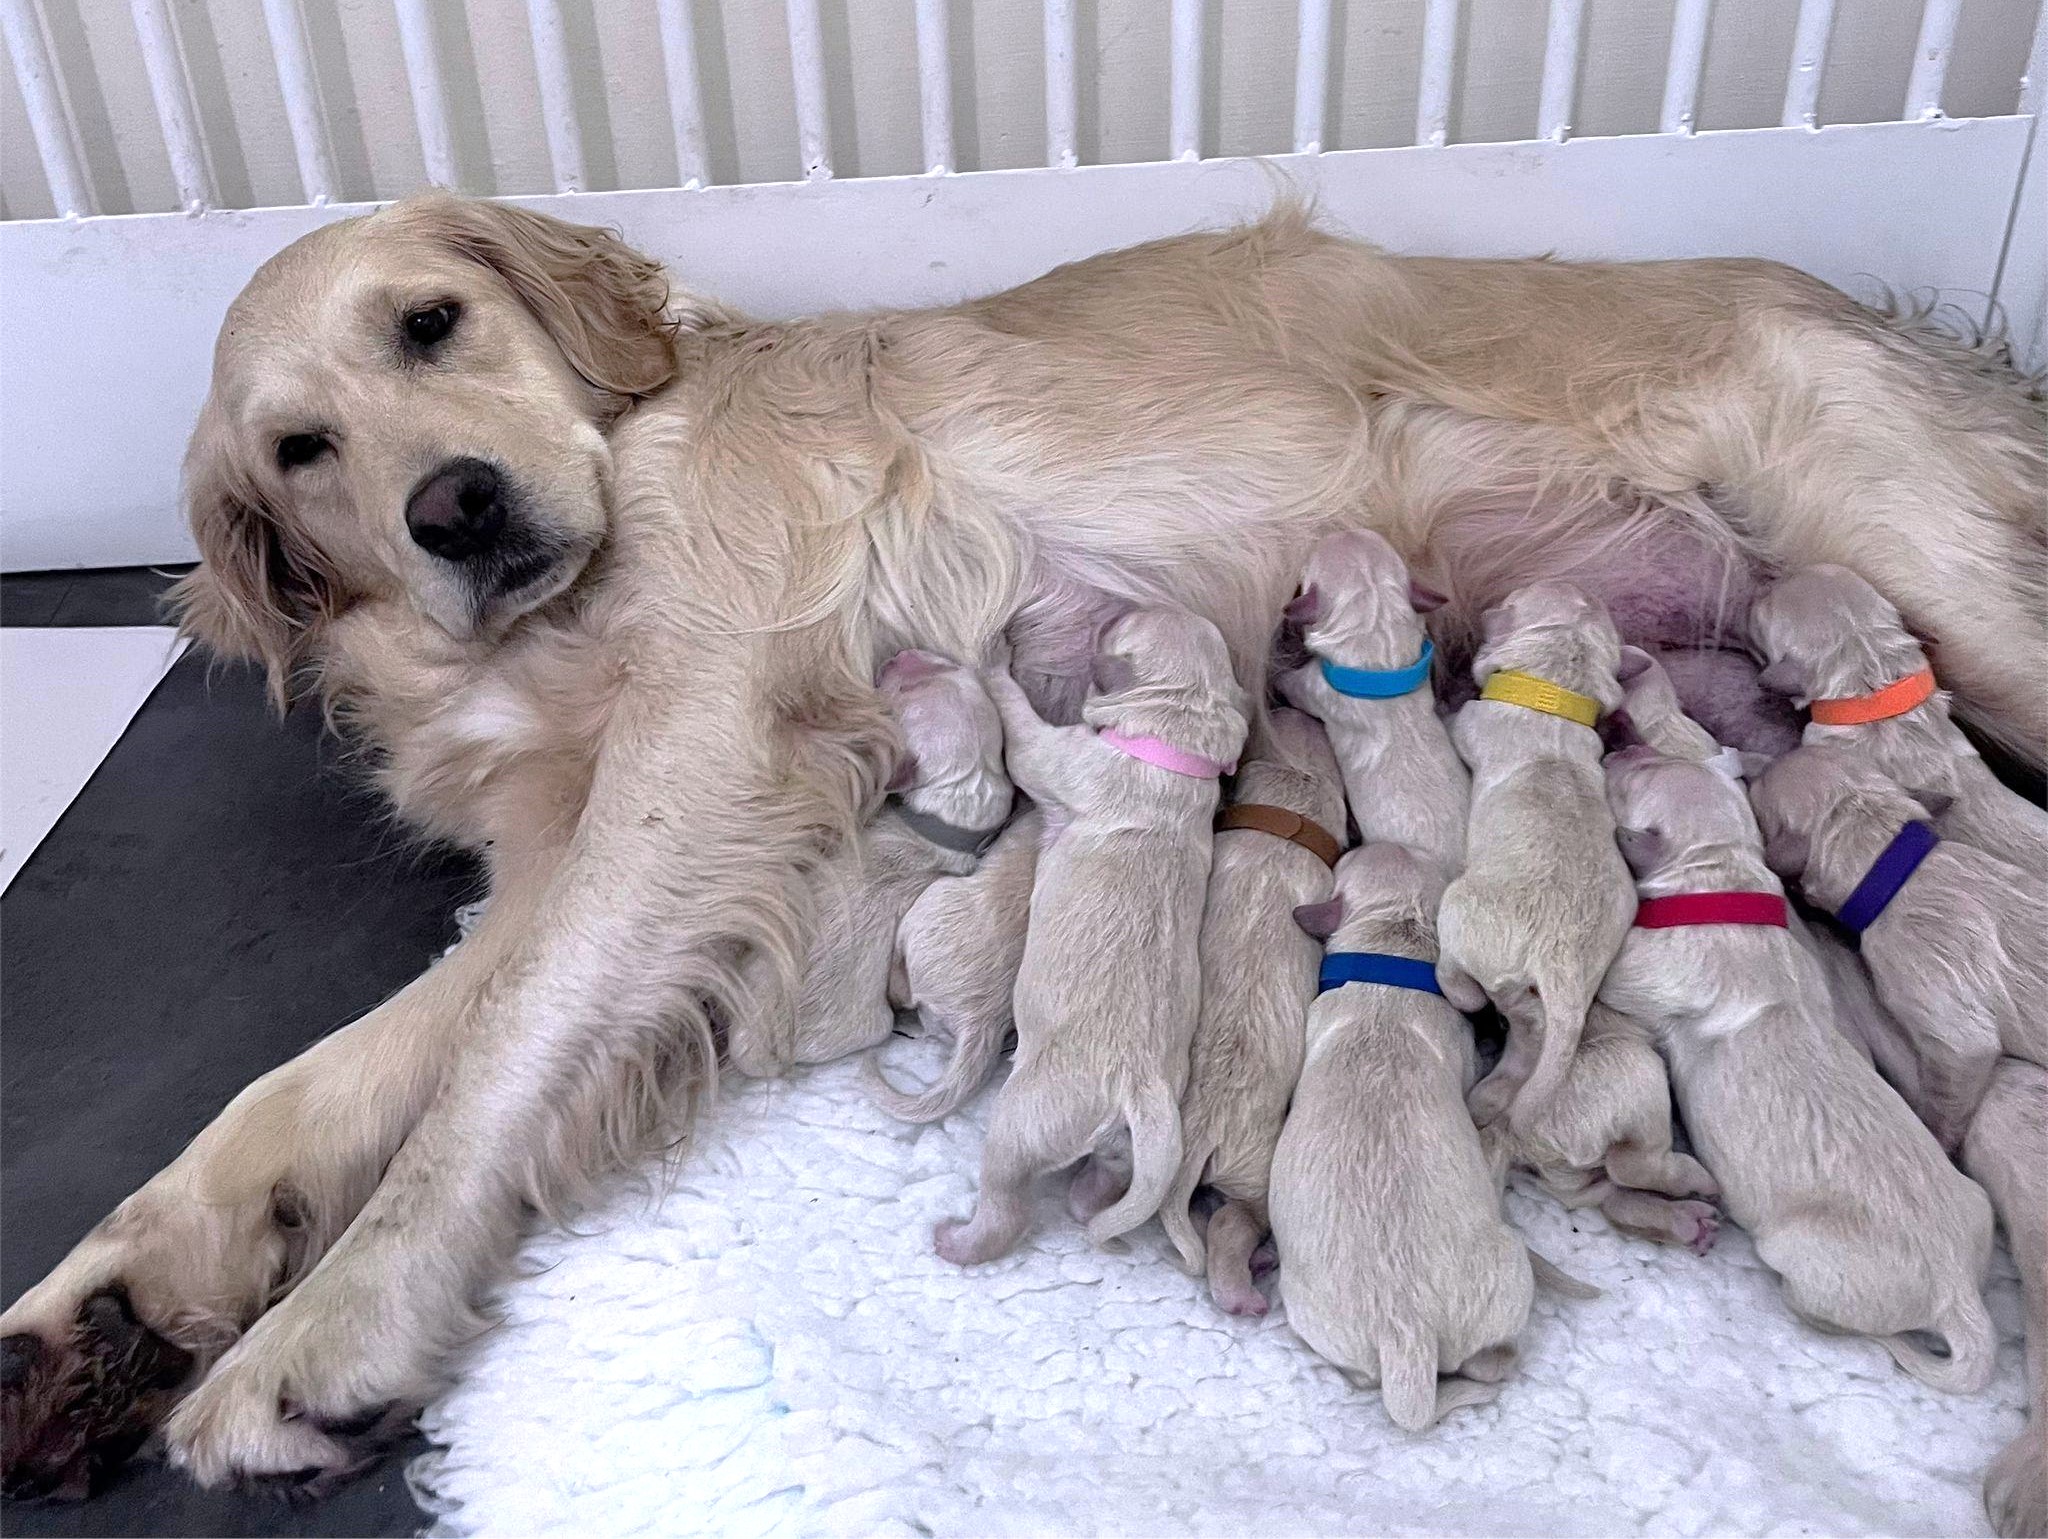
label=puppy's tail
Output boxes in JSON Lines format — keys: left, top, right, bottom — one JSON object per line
{"left": 1087, "top": 1081, "right": 1183, "bottom": 1246}
{"left": 1528, "top": 1249, "right": 1602, "bottom": 1301}
{"left": 1158, "top": 1128, "right": 1219, "bottom": 1275}
{"left": 1377, "top": 1326, "right": 1502, "bottom": 1432}
{"left": 863, "top": 1018, "right": 1007, "bottom": 1125}
{"left": 1506, "top": 982, "right": 1594, "bottom": 1133}
{"left": 1886, "top": 1291, "right": 1998, "bottom": 1395}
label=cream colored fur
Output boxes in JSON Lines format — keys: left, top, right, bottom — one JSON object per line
{"left": 4, "top": 194, "right": 2043, "bottom": 1490}
{"left": 934, "top": 609, "right": 1249, "bottom": 1265}
{"left": 1602, "top": 748, "right": 1997, "bottom": 1394}
{"left": 1157, "top": 707, "right": 1345, "bottom": 1316}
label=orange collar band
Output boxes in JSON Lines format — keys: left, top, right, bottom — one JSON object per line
{"left": 1808, "top": 667, "right": 1937, "bottom": 726}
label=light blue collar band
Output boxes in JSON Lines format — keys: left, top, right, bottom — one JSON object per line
{"left": 1319, "top": 639, "right": 1435, "bottom": 699}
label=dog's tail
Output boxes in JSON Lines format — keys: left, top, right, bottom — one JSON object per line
{"left": 1886, "top": 1290, "right": 1998, "bottom": 1395}
{"left": 1506, "top": 980, "right": 1595, "bottom": 1133}
{"left": 862, "top": 1019, "right": 1006, "bottom": 1125}
{"left": 1376, "top": 1325, "right": 1503, "bottom": 1432}
{"left": 1528, "top": 1248, "right": 1602, "bottom": 1301}
{"left": 1087, "top": 1080, "right": 1183, "bottom": 1246}
{"left": 1157, "top": 1125, "right": 1219, "bottom": 1275}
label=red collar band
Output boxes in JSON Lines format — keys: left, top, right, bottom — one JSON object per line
{"left": 1635, "top": 892, "right": 1789, "bottom": 929}
{"left": 1808, "top": 668, "right": 1937, "bottom": 726}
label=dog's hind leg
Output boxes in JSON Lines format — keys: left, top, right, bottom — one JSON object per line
{"left": 1203, "top": 1200, "right": 1270, "bottom": 1317}
{"left": 937, "top": 1072, "right": 1096, "bottom": 1266}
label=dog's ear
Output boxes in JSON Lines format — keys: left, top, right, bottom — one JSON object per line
{"left": 1761, "top": 825, "right": 1810, "bottom": 878}
{"left": 1407, "top": 579, "right": 1448, "bottom": 613}
{"left": 165, "top": 406, "right": 338, "bottom": 711}
{"left": 1755, "top": 656, "right": 1805, "bottom": 697}
{"left": 1283, "top": 584, "right": 1322, "bottom": 625}
{"left": 397, "top": 195, "right": 690, "bottom": 411}
{"left": 1292, "top": 897, "right": 1344, "bottom": 940}
{"left": 1906, "top": 787, "right": 1956, "bottom": 823}
{"left": 1614, "top": 824, "right": 1666, "bottom": 872}
{"left": 1616, "top": 644, "right": 1654, "bottom": 684}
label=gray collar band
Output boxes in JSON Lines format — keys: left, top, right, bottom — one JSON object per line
{"left": 889, "top": 799, "right": 1007, "bottom": 856}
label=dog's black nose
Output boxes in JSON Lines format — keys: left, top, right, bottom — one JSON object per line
{"left": 406, "top": 458, "right": 508, "bottom": 562}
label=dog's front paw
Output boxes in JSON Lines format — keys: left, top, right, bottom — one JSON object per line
{"left": 162, "top": 1312, "right": 401, "bottom": 1491}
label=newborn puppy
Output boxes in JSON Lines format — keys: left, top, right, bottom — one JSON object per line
{"left": 1158, "top": 707, "right": 1346, "bottom": 1316}
{"left": 1751, "top": 743, "right": 2048, "bottom": 1151}
{"left": 734, "top": 650, "right": 1014, "bottom": 1073}
{"left": 1963, "top": 1058, "right": 2047, "bottom": 1539}
{"left": 1602, "top": 746, "right": 1998, "bottom": 1392}
{"left": 1750, "top": 564, "right": 2048, "bottom": 868}
{"left": 936, "top": 608, "right": 1250, "bottom": 1264}
{"left": 1278, "top": 530, "right": 1469, "bottom": 873}
{"left": 1437, "top": 581, "right": 1634, "bottom": 1129}
{"left": 866, "top": 806, "right": 1042, "bottom": 1123}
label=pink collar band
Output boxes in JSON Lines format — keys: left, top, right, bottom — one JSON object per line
{"left": 1099, "top": 728, "right": 1236, "bottom": 779}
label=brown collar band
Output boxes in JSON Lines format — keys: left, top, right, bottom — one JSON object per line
{"left": 1216, "top": 803, "right": 1343, "bottom": 868}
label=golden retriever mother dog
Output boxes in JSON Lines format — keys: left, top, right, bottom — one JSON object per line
{"left": 2, "top": 194, "right": 2041, "bottom": 1496}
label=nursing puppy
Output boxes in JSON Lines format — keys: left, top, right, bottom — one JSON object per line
{"left": 1750, "top": 564, "right": 2048, "bottom": 868}
{"left": 1750, "top": 743, "right": 2048, "bottom": 1151}
{"left": 1602, "top": 746, "right": 1998, "bottom": 1392}
{"left": 1272, "top": 844, "right": 1543, "bottom": 1431}
{"left": 739, "top": 651, "right": 1014, "bottom": 1071}
{"left": 1158, "top": 708, "right": 1346, "bottom": 1316}
{"left": 1279, "top": 530, "right": 1468, "bottom": 873}
{"left": 866, "top": 806, "right": 1042, "bottom": 1123}
{"left": 935, "top": 608, "right": 1249, "bottom": 1264}
{"left": 1963, "top": 1058, "right": 2048, "bottom": 1539}
{"left": 1437, "top": 582, "right": 1634, "bottom": 1128}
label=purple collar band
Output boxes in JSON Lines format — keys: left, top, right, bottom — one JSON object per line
{"left": 1099, "top": 728, "right": 1236, "bottom": 779}
{"left": 1835, "top": 819, "right": 1939, "bottom": 934}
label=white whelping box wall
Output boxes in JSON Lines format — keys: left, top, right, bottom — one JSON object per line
{"left": 1, "top": 0, "right": 2044, "bottom": 572}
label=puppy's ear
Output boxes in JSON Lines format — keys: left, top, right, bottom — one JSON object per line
{"left": 1761, "top": 826, "right": 1809, "bottom": 877}
{"left": 1283, "top": 584, "right": 1322, "bottom": 625}
{"left": 1906, "top": 787, "right": 1956, "bottom": 822}
{"left": 1616, "top": 644, "right": 1654, "bottom": 684}
{"left": 395, "top": 195, "right": 692, "bottom": 411}
{"left": 165, "top": 406, "right": 338, "bottom": 711}
{"left": 1292, "top": 897, "right": 1344, "bottom": 940}
{"left": 886, "top": 752, "right": 920, "bottom": 792}
{"left": 1407, "top": 579, "right": 1449, "bottom": 614}
{"left": 1614, "top": 825, "right": 1665, "bottom": 872}
{"left": 1755, "top": 657, "right": 1805, "bottom": 697}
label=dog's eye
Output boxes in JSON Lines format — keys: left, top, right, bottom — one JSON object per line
{"left": 403, "top": 302, "right": 461, "bottom": 349}
{"left": 275, "top": 432, "right": 332, "bottom": 470}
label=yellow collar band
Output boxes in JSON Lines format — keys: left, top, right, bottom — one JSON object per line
{"left": 1479, "top": 670, "right": 1603, "bottom": 727}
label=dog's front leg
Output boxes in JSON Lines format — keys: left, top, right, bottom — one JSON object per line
{"left": 159, "top": 658, "right": 889, "bottom": 1487}
{"left": 0, "top": 843, "right": 560, "bottom": 1499}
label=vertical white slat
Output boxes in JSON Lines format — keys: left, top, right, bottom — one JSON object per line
{"left": 913, "top": 0, "right": 952, "bottom": 173}
{"left": 1659, "top": 0, "right": 1713, "bottom": 134}
{"left": 785, "top": 0, "right": 831, "bottom": 180}
{"left": 392, "top": 0, "right": 458, "bottom": 186}
{"left": 525, "top": 0, "right": 587, "bottom": 191}
{"left": 1169, "top": 0, "right": 1201, "bottom": 161}
{"left": 0, "top": 0, "right": 96, "bottom": 216}
{"left": 1292, "top": 0, "right": 1330, "bottom": 153}
{"left": 1781, "top": 0, "right": 1836, "bottom": 127}
{"left": 1537, "top": 0, "right": 1586, "bottom": 142}
{"left": 1044, "top": 0, "right": 1077, "bottom": 168}
{"left": 654, "top": 0, "right": 709, "bottom": 188}
{"left": 130, "top": 0, "right": 215, "bottom": 210}
{"left": 1904, "top": 0, "right": 1962, "bottom": 120}
{"left": 259, "top": 0, "right": 337, "bottom": 202}
{"left": 1414, "top": 0, "right": 1457, "bottom": 146}
{"left": 2021, "top": 0, "right": 2048, "bottom": 114}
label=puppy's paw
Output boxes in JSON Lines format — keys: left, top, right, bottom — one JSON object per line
{"left": 1212, "top": 1282, "right": 1269, "bottom": 1318}
{"left": 1672, "top": 1201, "right": 1720, "bottom": 1257}
{"left": 933, "top": 1219, "right": 984, "bottom": 1268}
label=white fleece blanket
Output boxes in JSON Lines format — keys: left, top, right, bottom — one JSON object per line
{"left": 410, "top": 1035, "right": 2026, "bottom": 1538}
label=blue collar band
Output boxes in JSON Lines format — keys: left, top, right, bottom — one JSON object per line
{"left": 1319, "top": 639, "right": 1435, "bottom": 699}
{"left": 1836, "top": 819, "right": 1939, "bottom": 934}
{"left": 1318, "top": 952, "right": 1444, "bottom": 996}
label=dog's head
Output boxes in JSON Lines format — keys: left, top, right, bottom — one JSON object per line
{"left": 878, "top": 650, "right": 1013, "bottom": 830}
{"left": 1746, "top": 741, "right": 1946, "bottom": 881}
{"left": 1472, "top": 580, "right": 1625, "bottom": 713}
{"left": 1603, "top": 742, "right": 1761, "bottom": 878}
{"left": 1083, "top": 607, "right": 1250, "bottom": 768}
{"left": 1747, "top": 564, "right": 1928, "bottom": 704}
{"left": 169, "top": 195, "right": 712, "bottom": 704}
{"left": 1294, "top": 842, "right": 1444, "bottom": 950}
{"left": 1287, "top": 529, "right": 1444, "bottom": 660}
